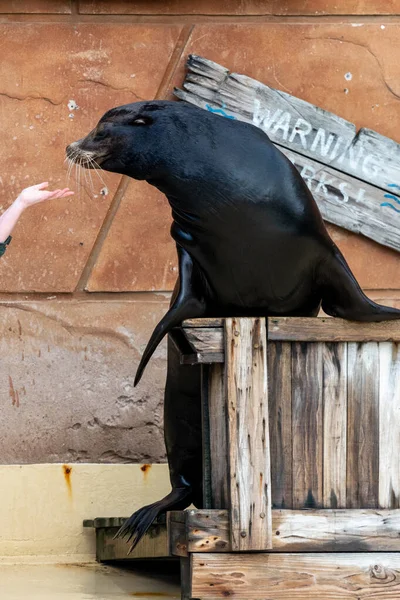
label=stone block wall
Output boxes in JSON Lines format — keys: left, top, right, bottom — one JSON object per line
{"left": 0, "top": 0, "right": 399, "bottom": 463}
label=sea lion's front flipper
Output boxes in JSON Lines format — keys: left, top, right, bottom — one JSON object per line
{"left": 321, "top": 248, "right": 400, "bottom": 321}
{"left": 134, "top": 246, "right": 206, "bottom": 386}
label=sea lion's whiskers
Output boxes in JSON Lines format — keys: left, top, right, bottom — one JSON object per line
{"left": 86, "top": 155, "right": 108, "bottom": 189}
{"left": 80, "top": 156, "right": 91, "bottom": 190}
{"left": 85, "top": 159, "right": 96, "bottom": 194}
{"left": 66, "top": 150, "right": 81, "bottom": 183}
{"left": 66, "top": 155, "right": 77, "bottom": 182}
{"left": 67, "top": 158, "right": 75, "bottom": 184}
{"left": 80, "top": 152, "right": 96, "bottom": 193}
{"left": 75, "top": 157, "right": 82, "bottom": 197}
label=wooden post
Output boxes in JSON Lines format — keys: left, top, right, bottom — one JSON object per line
{"left": 201, "top": 365, "right": 213, "bottom": 509}
{"left": 224, "top": 317, "right": 272, "bottom": 550}
{"left": 205, "top": 363, "right": 229, "bottom": 509}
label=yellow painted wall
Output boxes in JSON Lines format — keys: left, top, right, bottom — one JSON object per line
{"left": 0, "top": 463, "right": 170, "bottom": 562}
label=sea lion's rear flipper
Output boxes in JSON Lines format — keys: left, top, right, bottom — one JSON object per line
{"left": 114, "top": 486, "right": 192, "bottom": 553}
{"left": 116, "top": 335, "right": 203, "bottom": 552}
{"left": 321, "top": 248, "right": 400, "bottom": 321}
{"left": 134, "top": 246, "right": 206, "bottom": 386}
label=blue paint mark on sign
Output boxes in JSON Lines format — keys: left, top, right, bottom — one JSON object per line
{"left": 383, "top": 193, "right": 400, "bottom": 204}
{"left": 381, "top": 202, "right": 400, "bottom": 213}
{"left": 381, "top": 188, "right": 400, "bottom": 212}
{"left": 205, "top": 104, "right": 236, "bottom": 120}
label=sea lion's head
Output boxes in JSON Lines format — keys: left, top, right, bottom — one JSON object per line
{"left": 66, "top": 100, "right": 222, "bottom": 182}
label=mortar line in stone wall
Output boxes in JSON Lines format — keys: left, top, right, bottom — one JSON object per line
{"left": 70, "top": 0, "right": 79, "bottom": 15}
{"left": 74, "top": 175, "right": 131, "bottom": 292}
{"left": 73, "top": 24, "right": 194, "bottom": 293}
{"left": 0, "top": 289, "right": 395, "bottom": 303}
{"left": 154, "top": 24, "right": 194, "bottom": 100}
{"left": 0, "top": 290, "right": 172, "bottom": 303}
{"left": 2, "top": 15, "right": 400, "bottom": 24}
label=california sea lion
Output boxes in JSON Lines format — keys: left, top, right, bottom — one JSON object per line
{"left": 67, "top": 100, "right": 400, "bottom": 549}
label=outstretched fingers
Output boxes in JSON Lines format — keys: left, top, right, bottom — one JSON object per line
{"left": 44, "top": 188, "right": 74, "bottom": 200}
{"left": 50, "top": 188, "right": 74, "bottom": 199}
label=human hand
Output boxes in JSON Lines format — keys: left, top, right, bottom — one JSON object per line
{"left": 15, "top": 182, "right": 74, "bottom": 210}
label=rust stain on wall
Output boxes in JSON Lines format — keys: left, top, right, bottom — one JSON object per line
{"left": 141, "top": 464, "right": 151, "bottom": 480}
{"left": 9, "top": 376, "right": 19, "bottom": 407}
{"left": 63, "top": 464, "right": 73, "bottom": 499}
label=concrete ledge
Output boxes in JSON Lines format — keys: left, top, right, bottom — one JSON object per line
{"left": 0, "top": 463, "right": 170, "bottom": 562}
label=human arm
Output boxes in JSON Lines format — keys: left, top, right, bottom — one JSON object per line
{"left": 0, "top": 182, "right": 74, "bottom": 250}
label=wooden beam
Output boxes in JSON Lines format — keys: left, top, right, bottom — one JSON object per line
{"left": 180, "top": 556, "right": 193, "bottom": 600}
{"left": 379, "top": 342, "right": 400, "bottom": 508}
{"left": 322, "top": 343, "right": 347, "bottom": 508}
{"left": 207, "top": 363, "right": 229, "bottom": 509}
{"left": 83, "top": 516, "right": 170, "bottom": 561}
{"left": 167, "top": 512, "right": 188, "bottom": 557}
{"left": 94, "top": 523, "right": 169, "bottom": 561}
{"left": 181, "top": 319, "right": 400, "bottom": 364}
{"left": 280, "top": 145, "right": 400, "bottom": 251}
{"left": 268, "top": 317, "right": 400, "bottom": 342}
{"left": 225, "top": 317, "right": 272, "bottom": 550}
{"left": 347, "top": 342, "right": 380, "bottom": 508}
{"left": 270, "top": 509, "right": 400, "bottom": 552}
{"left": 291, "top": 342, "right": 324, "bottom": 509}
{"left": 268, "top": 342, "right": 293, "bottom": 509}
{"left": 191, "top": 552, "right": 400, "bottom": 599}
{"left": 161, "top": 508, "right": 400, "bottom": 555}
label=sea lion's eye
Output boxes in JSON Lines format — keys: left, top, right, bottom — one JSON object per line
{"left": 95, "top": 129, "right": 108, "bottom": 139}
{"left": 131, "top": 116, "right": 152, "bottom": 126}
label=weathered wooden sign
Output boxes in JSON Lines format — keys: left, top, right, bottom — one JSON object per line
{"left": 175, "top": 54, "right": 400, "bottom": 253}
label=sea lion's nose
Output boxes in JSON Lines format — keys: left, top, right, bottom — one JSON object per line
{"left": 65, "top": 140, "right": 80, "bottom": 158}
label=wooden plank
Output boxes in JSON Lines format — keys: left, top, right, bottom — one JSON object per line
{"left": 167, "top": 512, "right": 188, "bottom": 557}
{"left": 322, "top": 343, "right": 347, "bottom": 508}
{"left": 175, "top": 54, "right": 400, "bottom": 253}
{"left": 187, "top": 509, "right": 230, "bottom": 553}
{"left": 379, "top": 342, "right": 400, "bottom": 508}
{"left": 347, "top": 342, "right": 380, "bottom": 508}
{"left": 181, "top": 508, "right": 400, "bottom": 553}
{"left": 181, "top": 319, "right": 400, "bottom": 365}
{"left": 208, "top": 363, "right": 229, "bottom": 509}
{"left": 191, "top": 552, "right": 400, "bottom": 599}
{"left": 181, "top": 326, "right": 224, "bottom": 363}
{"left": 225, "top": 317, "right": 272, "bottom": 550}
{"left": 272, "top": 509, "right": 400, "bottom": 553}
{"left": 183, "top": 318, "right": 223, "bottom": 328}
{"left": 281, "top": 146, "right": 400, "bottom": 252}
{"left": 269, "top": 317, "right": 400, "bottom": 342}
{"left": 201, "top": 365, "right": 212, "bottom": 509}
{"left": 292, "top": 342, "right": 323, "bottom": 509}
{"left": 180, "top": 556, "right": 193, "bottom": 600}
{"left": 354, "top": 127, "right": 400, "bottom": 197}
{"left": 268, "top": 342, "right": 293, "bottom": 509}
{"left": 168, "top": 511, "right": 186, "bottom": 524}
{"left": 95, "top": 523, "right": 169, "bottom": 561}
{"left": 180, "top": 352, "right": 224, "bottom": 365}
{"left": 184, "top": 327, "right": 224, "bottom": 355}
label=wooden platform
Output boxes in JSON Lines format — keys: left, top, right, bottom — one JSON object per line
{"left": 83, "top": 517, "right": 171, "bottom": 562}
{"left": 87, "top": 317, "right": 400, "bottom": 599}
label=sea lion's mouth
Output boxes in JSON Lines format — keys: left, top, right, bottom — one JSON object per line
{"left": 65, "top": 143, "right": 108, "bottom": 169}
